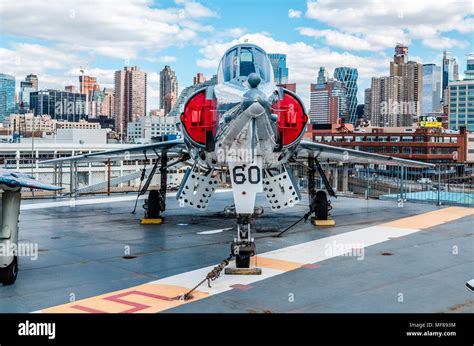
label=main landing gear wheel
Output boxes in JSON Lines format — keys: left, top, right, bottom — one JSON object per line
{"left": 146, "top": 189, "right": 164, "bottom": 219}
{"left": 0, "top": 256, "right": 18, "bottom": 285}
{"left": 315, "top": 190, "right": 329, "bottom": 220}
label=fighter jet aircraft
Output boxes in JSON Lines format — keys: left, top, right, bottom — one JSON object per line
{"left": 42, "top": 43, "right": 433, "bottom": 269}
{"left": 0, "top": 169, "right": 62, "bottom": 285}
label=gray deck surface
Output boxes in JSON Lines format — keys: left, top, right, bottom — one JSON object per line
{"left": 0, "top": 192, "right": 472, "bottom": 313}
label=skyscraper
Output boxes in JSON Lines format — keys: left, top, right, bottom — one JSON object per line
{"left": 114, "top": 66, "right": 147, "bottom": 137}
{"left": 389, "top": 44, "right": 423, "bottom": 124}
{"left": 102, "top": 88, "right": 115, "bottom": 118}
{"left": 317, "top": 67, "right": 329, "bottom": 84}
{"left": 79, "top": 75, "right": 99, "bottom": 96}
{"left": 268, "top": 53, "right": 289, "bottom": 84}
{"left": 442, "top": 50, "right": 459, "bottom": 102}
{"left": 370, "top": 76, "right": 403, "bottom": 127}
{"left": 160, "top": 65, "right": 178, "bottom": 115}
{"left": 422, "top": 64, "right": 442, "bottom": 114}
{"left": 19, "top": 80, "right": 34, "bottom": 110}
{"left": 193, "top": 73, "right": 206, "bottom": 85}
{"left": 364, "top": 88, "right": 372, "bottom": 121}
{"left": 309, "top": 80, "right": 347, "bottom": 125}
{"left": 448, "top": 80, "right": 474, "bottom": 132}
{"left": 465, "top": 53, "right": 474, "bottom": 80}
{"left": 25, "top": 74, "right": 38, "bottom": 91}
{"left": 29, "top": 90, "right": 86, "bottom": 121}
{"left": 0, "top": 73, "right": 16, "bottom": 120}
{"left": 369, "top": 43, "right": 422, "bottom": 127}
{"left": 334, "top": 67, "right": 358, "bottom": 125}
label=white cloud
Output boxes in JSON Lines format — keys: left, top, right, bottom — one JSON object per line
{"left": 178, "top": 0, "right": 218, "bottom": 18}
{"left": 289, "top": 9, "right": 302, "bottom": 18}
{"left": 304, "top": 0, "right": 473, "bottom": 51}
{"left": 158, "top": 56, "right": 178, "bottom": 63}
{"left": 0, "top": 0, "right": 217, "bottom": 59}
{"left": 65, "top": 68, "right": 116, "bottom": 87}
{"left": 148, "top": 72, "right": 160, "bottom": 83}
{"left": 422, "top": 36, "right": 469, "bottom": 50}
{"left": 221, "top": 27, "right": 248, "bottom": 38}
{"left": 298, "top": 28, "right": 380, "bottom": 52}
{"left": 0, "top": 44, "right": 84, "bottom": 90}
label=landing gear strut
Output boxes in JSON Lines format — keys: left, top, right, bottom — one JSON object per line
{"left": 141, "top": 153, "right": 168, "bottom": 224}
{"left": 231, "top": 215, "right": 256, "bottom": 268}
{"left": 307, "top": 156, "right": 334, "bottom": 223}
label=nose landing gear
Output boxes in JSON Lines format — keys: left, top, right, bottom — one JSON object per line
{"left": 227, "top": 214, "right": 261, "bottom": 275}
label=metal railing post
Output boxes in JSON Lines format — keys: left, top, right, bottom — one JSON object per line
{"left": 437, "top": 162, "right": 442, "bottom": 206}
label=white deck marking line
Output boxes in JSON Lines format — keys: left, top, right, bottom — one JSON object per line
{"left": 145, "top": 225, "right": 420, "bottom": 299}
{"left": 21, "top": 195, "right": 146, "bottom": 210}
{"left": 261, "top": 225, "right": 420, "bottom": 264}
{"left": 21, "top": 189, "right": 232, "bottom": 210}
{"left": 197, "top": 228, "right": 233, "bottom": 235}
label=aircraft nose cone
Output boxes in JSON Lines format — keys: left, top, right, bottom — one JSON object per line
{"left": 248, "top": 73, "right": 261, "bottom": 88}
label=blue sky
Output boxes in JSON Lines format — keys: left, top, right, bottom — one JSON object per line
{"left": 1, "top": 0, "right": 473, "bottom": 109}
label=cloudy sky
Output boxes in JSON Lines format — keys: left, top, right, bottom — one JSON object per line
{"left": 0, "top": 0, "right": 473, "bottom": 110}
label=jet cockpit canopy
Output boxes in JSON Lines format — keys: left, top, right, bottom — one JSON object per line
{"left": 217, "top": 44, "right": 274, "bottom": 85}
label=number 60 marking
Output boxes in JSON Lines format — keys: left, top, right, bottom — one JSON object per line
{"left": 232, "top": 165, "right": 261, "bottom": 184}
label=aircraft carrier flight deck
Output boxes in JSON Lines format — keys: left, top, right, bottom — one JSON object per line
{"left": 1, "top": 191, "right": 472, "bottom": 314}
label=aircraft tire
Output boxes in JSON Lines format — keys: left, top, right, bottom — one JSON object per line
{"left": 147, "top": 190, "right": 160, "bottom": 219}
{"left": 0, "top": 256, "right": 18, "bottom": 285}
{"left": 316, "top": 190, "right": 328, "bottom": 220}
{"left": 236, "top": 253, "right": 250, "bottom": 268}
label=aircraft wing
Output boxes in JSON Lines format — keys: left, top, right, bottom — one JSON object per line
{"left": 296, "top": 140, "right": 434, "bottom": 168}
{"left": 40, "top": 140, "right": 187, "bottom": 165}
{"left": 0, "top": 171, "right": 63, "bottom": 191}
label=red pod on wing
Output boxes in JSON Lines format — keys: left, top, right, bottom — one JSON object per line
{"left": 180, "top": 89, "right": 218, "bottom": 146}
{"left": 272, "top": 89, "right": 308, "bottom": 147}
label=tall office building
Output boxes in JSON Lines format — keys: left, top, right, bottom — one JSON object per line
{"left": 370, "top": 76, "right": 403, "bottom": 127}
{"left": 364, "top": 88, "right": 372, "bottom": 121}
{"left": 422, "top": 64, "right": 442, "bottom": 114}
{"left": 317, "top": 67, "right": 329, "bottom": 84}
{"left": 102, "top": 88, "right": 115, "bottom": 118}
{"left": 0, "top": 73, "right": 16, "bottom": 120}
{"left": 160, "top": 65, "right": 178, "bottom": 115}
{"left": 465, "top": 53, "right": 474, "bottom": 80}
{"left": 442, "top": 50, "right": 459, "bottom": 102}
{"left": 448, "top": 79, "right": 474, "bottom": 132}
{"left": 268, "top": 53, "right": 289, "bottom": 84}
{"left": 79, "top": 75, "right": 99, "bottom": 96}
{"left": 25, "top": 74, "right": 38, "bottom": 91}
{"left": 193, "top": 73, "right": 206, "bottom": 85}
{"left": 369, "top": 43, "right": 422, "bottom": 127}
{"left": 114, "top": 66, "right": 147, "bottom": 137}
{"left": 29, "top": 90, "right": 86, "bottom": 121}
{"left": 88, "top": 89, "right": 104, "bottom": 118}
{"left": 309, "top": 80, "right": 347, "bottom": 125}
{"left": 334, "top": 67, "right": 358, "bottom": 125}
{"left": 19, "top": 80, "right": 34, "bottom": 109}
{"left": 389, "top": 44, "right": 423, "bottom": 124}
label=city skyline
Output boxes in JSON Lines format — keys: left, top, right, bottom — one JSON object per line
{"left": 0, "top": 0, "right": 472, "bottom": 111}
